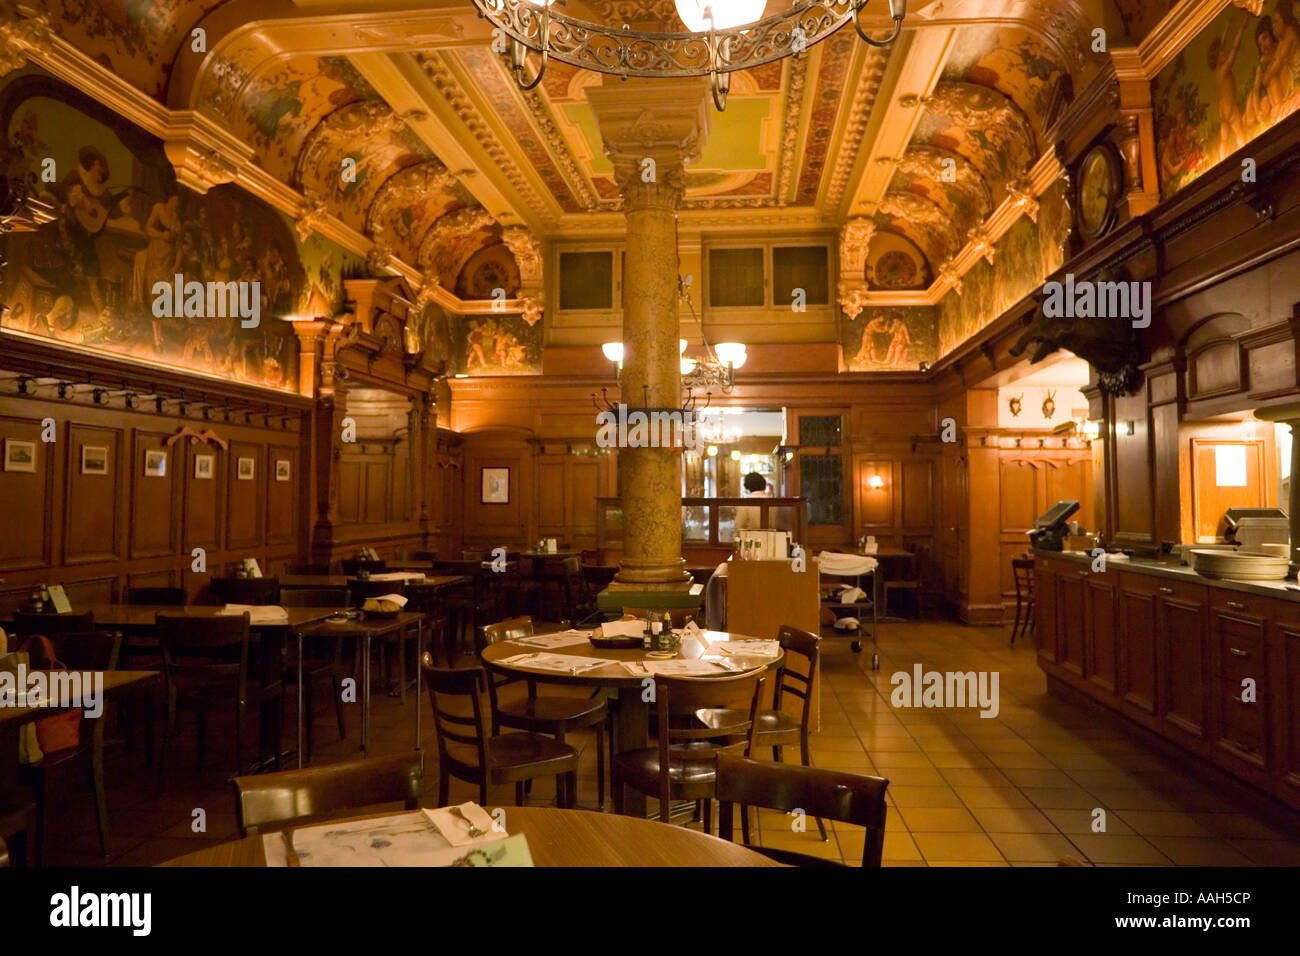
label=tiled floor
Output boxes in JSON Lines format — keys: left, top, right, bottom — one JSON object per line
{"left": 38, "top": 620, "right": 1300, "bottom": 866}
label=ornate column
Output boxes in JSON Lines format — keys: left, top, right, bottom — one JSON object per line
{"left": 291, "top": 319, "right": 348, "bottom": 563}
{"left": 588, "top": 77, "right": 710, "bottom": 587}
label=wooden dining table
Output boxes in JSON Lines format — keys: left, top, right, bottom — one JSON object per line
{"left": 158, "top": 805, "right": 781, "bottom": 867}
{"left": 280, "top": 573, "right": 467, "bottom": 590}
{"left": 481, "top": 629, "right": 784, "bottom": 817}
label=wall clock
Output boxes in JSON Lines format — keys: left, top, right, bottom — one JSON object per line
{"left": 1076, "top": 142, "right": 1121, "bottom": 239}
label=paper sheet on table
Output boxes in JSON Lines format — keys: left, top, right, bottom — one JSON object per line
{"left": 711, "top": 640, "right": 780, "bottom": 659}
{"left": 499, "top": 652, "right": 611, "bottom": 674}
{"left": 599, "top": 620, "right": 646, "bottom": 639}
{"left": 422, "top": 802, "right": 506, "bottom": 847}
{"left": 220, "top": 604, "right": 288, "bottom": 625}
{"left": 512, "top": 630, "right": 593, "bottom": 649}
{"left": 367, "top": 571, "right": 426, "bottom": 583}
{"left": 643, "top": 659, "right": 739, "bottom": 677}
{"left": 262, "top": 810, "right": 531, "bottom": 867}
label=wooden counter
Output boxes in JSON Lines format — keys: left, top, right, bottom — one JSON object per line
{"left": 1034, "top": 550, "right": 1300, "bottom": 813}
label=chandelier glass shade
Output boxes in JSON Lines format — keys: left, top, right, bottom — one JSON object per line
{"left": 476, "top": 0, "right": 906, "bottom": 109}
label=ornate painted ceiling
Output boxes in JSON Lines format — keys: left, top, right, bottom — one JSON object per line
{"left": 2, "top": 0, "right": 1220, "bottom": 314}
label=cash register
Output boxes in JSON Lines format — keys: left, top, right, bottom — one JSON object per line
{"left": 1028, "top": 500, "right": 1080, "bottom": 552}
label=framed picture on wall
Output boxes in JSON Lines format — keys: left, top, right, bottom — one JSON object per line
{"left": 481, "top": 467, "right": 509, "bottom": 504}
{"left": 274, "top": 459, "right": 291, "bottom": 482}
{"left": 81, "top": 446, "right": 109, "bottom": 475}
{"left": 194, "top": 454, "right": 214, "bottom": 479}
{"left": 237, "top": 457, "right": 255, "bottom": 480}
{"left": 143, "top": 450, "right": 167, "bottom": 477}
{"left": 3, "top": 439, "right": 35, "bottom": 473}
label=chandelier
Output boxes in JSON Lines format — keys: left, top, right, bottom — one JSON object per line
{"left": 476, "top": 0, "right": 907, "bottom": 110}
{"left": 696, "top": 414, "right": 742, "bottom": 444}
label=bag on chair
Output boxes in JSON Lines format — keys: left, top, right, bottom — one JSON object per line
{"left": 16, "top": 635, "right": 83, "bottom": 756}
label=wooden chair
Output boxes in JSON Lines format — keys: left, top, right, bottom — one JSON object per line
{"left": 0, "top": 802, "right": 35, "bottom": 867}
{"left": 403, "top": 582, "right": 453, "bottom": 667}
{"left": 17, "top": 629, "right": 121, "bottom": 865}
{"left": 422, "top": 657, "right": 579, "bottom": 808}
{"left": 428, "top": 560, "right": 501, "bottom": 651}
{"left": 560, "top": 557, "right": 599, "bottom": 626}
{"left": 699, "top": 624, "right": 826, "bottom": 841}
{"left": 882, "top": 545, "right": 926, "bottom": 619}
{"left": 280, "top": 588, "right": 352, "bottom": 756}
{"left": 715, "top": 755, "right": 890, "bottom": 867}
{"left": 155, "top": 613, "right": 282, "bottom": 787}
{"left": 10, "top": 611, "right": 96, "bottom": 637}
{"left": 231, "top": 751, "right": 424, "bottom": 836}
{"left": 478, "top": 617, "right": 609, "bottom": 807}
{"left": 1010, "top": 557, "right": 1036, "bottom": 646}
{"left": 123, "top": 586, "right": 187, "bottom": 606}
{"left": 208, "top": 576, "right": 280, "bottom": 606}
{"left": 612, "top": 671, "right": 766, "bottom": 830}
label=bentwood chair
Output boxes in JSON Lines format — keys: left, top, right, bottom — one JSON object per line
{"left": 478, "top": 617, "right": 609, "bottom": 807}
{"left": 422, "top": 657, "right": 579, "bottom": 808}
{"left": 156, "top": 613, "right": 282, "bottom": 787}
{"left": 612, "top": 672, "right": 766, "bottom": 830}
{"left": 119, "top": 588, "right": 185, "bottom": 762}
{"left": 19, "top": 629, "right": 121, "bottom": 864}
{"left": 1010, "top": 557, "right": 1036, "bottom": 646}
{"left": 208, "top": 576, "right": 280, "bottom": 606}
{"left": 279, "top": 588, "right": 352, "bottom": 756}
{"left": 403, "top": 582, "right": 453, "bottom": 667}
{"left": 231, "top": 751, "right": 424, "bottom": 836}
{"left": 698, "top": 625, "right": 827, "bottom": 841}
{"left": 715, "top": 755, "right": 890, "bottom": 867}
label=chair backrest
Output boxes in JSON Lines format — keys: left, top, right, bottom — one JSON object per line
{"left": 209, "top": 577, "right": 280, "bottom": 606}
{"left": 715, "top": 754, "right": 890, "bottom": 867}
{"left": 341, "top": 558, "right": 388, "bottom": 575}
{"left": 347, "top": 579, "right": 405, "bottom": 606}
{"left": 561, "top": 557, "right": 596, "bottom": 622}
{"left": 156, "top": 613, "right": 251, "bottom": 694}
{"left": 11, "top": 611, "right": 95, "bottom": 637}
{"left": 420, "top": 655, "right": 489, "bottom": 773}
{"left": 1012, "top": 557, "right": 1035, "bottom": 595}
{"left": 232, "top": 751, "right": 424, "bottom": 836}
{"left": 772, "top": 624, "right": 820, "bottom": 725}
{"left": 47, "top": 630, "right": 121, "bottom": 671}
{"left": 124, "top": 586, "right": 187, "bottom": 606}
{"left": 279, "top": 588, "right": 350, "bottom": 608}
{"left": 653, "top": 673, "right": 764, "bottom": 811}
{"left": 284, "top": 563, "right": 332, "bottom": 575}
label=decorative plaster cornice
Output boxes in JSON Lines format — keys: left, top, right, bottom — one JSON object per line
{"left": 824, "top": 45, "right": 890, "bottom": 212}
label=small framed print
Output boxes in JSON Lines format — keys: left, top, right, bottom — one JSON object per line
{"left": 3, "top": 439, "right": 36, "bottom": 473}
{"left": 237, "top": 457, "right": 255, "bottom": 480}
{"left": 194, "top": 454, "right": 214, "bottom": 480}
{"left": 143, "top": 450, "right": 167, "bottom": 477}
{"left": 481, "top": 466, "right": 509, "bottom": 504}
{"left": 80, "top": 445, "right": 109, "bottom": 475}
{"left": 274, "top": 459, "right": 291, "bottom": 482}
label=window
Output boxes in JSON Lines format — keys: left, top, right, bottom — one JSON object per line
{"left": 801, "top": 454, "right": 844, "bottom": 526}
{"left": 708, "top": 248, "right": 764, "bottom": 308}
{"left": 799, "top": 415, "right": 842, "bottom": 447}
{"left": 773, "top": 246, "right": 829, "bottom": 305}
{"left": 558, "top": 251, "right": 614, "bottom": 311}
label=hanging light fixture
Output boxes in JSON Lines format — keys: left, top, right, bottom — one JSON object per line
{"left": 477, "top": 0, "right": 906, "bottom": 111}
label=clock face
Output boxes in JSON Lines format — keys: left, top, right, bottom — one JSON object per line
{"left": 1078, "top": 146, "right": 1118, "bottom": 237}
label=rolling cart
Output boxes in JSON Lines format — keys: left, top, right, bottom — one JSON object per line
{"left": 817, "top": 552, "right": 881, "bottom": 670}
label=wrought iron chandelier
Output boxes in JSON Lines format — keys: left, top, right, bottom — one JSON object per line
{"left": 477, "top": 0, "right": 907, "bottom": 110}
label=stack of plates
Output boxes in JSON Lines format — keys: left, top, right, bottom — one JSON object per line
{"left": 1189, "top": 549, "right": 1291, "bottom": 581}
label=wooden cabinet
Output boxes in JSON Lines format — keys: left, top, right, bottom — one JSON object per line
{"left": 1207, "top": 594, "right": 1271, "bottom": 779}
{"left": 1035, "top": 557, "right": 1059, "bottom": 666}
{"left": 1084, "top": 569, "right": 1118, "bottom": 693}
{"left": 1274, "top": 613, "right": 1300, "bottom": 804}
{"left": 1156, "top": 581, "right": 1210, "bottom": 748}
{"left": 1056, "top": 565, "right": 1086, "bottom": 677}
{"left": 1116, "top": 573, "right": 1159, "bottom": 723}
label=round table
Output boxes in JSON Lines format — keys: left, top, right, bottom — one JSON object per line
{"left": 159, "top": 806, "right": 782, "bottom": 867}
{"left": 480, "top": 629, "right": 784, "bottom": 817}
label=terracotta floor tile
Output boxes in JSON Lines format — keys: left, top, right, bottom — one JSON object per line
{"left": 1146, "top": 837, "right": 1254, "bottom": 866}
{"left": 886, "top": 786, "right": 967, "bottom": 808}
{"left": 1227, "top": 839, "right": 1300, "bottom": 865}
{"left": 938, "top": 767, "right": 1014, "bottom": 788}
{"left": 1040, "top": 807, "right": 1134, "bottom": 835}
{"left": 1111, "top": 811, "right": 1216, "bottom": 838}
{"left": 896, "top": 807, "right": 981, "bottom": 832}
{"left": 873, "top": 767, "right": 949, "bottom": 787}
{"left": 968, "top": 807, "right": 1058, "bottom": 833}
{"left": 870, "top": 752, "right": 938, "bottom": 770}
{"left": 1189, "top": 813, "right": 1292, "bottom": 840}
{"left": 1020, "top": 788, "right": 1100, "bottom": 809}
{"left": 1067, "top": 834, "right": 1172, "bottom": 865}
{"left": 987, "top": 752, "right": 1059, "bottom": 770}
{"left": 987, "top": 832, "right": 1079, "bottom": 863}
{"left": 952, "top": 787, "right": 1035, "bottom": 809}
{"left": 910, "top": 832, "right": 1005, "bottom": 862}
{"left": 878, "top": 829, "right": 924, "bottom": 861}
{"left": 1001, "top": 769, "right": 1079, "bottom": 789}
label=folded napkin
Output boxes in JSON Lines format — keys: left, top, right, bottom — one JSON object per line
{"left": 817, "top": 552, "right": 879, "bottom": 576}
{"left": 838, "top": 585, "right": 866, "bottom": 603}
{"left": 599, "top": 620, "right": 646, "bottom": 639}
{"left": 422, "top": 802, "right": 503, "bottom": 847}
{"left": 220, "top": 604, "right": 288, "bottom": 625}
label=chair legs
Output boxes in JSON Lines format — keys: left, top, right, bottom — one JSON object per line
{"left": 90, "top": 723, "right": 110, "bottom": 857}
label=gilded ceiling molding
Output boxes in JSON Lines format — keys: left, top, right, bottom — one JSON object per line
{"left": 162, "top": 113, "right": 255, "bottom": 195}
{"left": 836, "top": 218, "right": 875, "bottom": 318}
{"left": 1134, "top": 0, "right": 1241, "bottom": 77}
{"left": 823, "top": 45, "right": 890, "bottom": 211}
{"left": 501, "top": 226, "right": 545, "bottom": 326}
{"left": 417, "top": 206, "right": 499, "bottom": 279}
{"left": 363, "top": 159, "right": 462, "bottom": 255}
{"left": 295, "top": 198, "right": 329, "bottom": 242}
{"left": 517, "top": 84, "right": 600, "bottom": 211}
{"left": 896, "top": 146, "right": 993, "bottom": 220}
{"left": 0, "top": 3, "right": 49, "bottom": 77}
{"left": 776, "top": 54, "right": 810, "bottom": 206}
{"left": 416, "top": 52, "right": 555, "bottom": 228}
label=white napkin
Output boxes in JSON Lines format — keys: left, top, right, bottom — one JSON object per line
{"left": 363, "top": 593, "right": 408, "bottom": 608}
{"left": 220, "top": 604, "right": 288, "bottom": 625}
{"left": 599, "top": 620, "right": 646, "bottom": 639}
{"left": 422, "top": 802, "right": 503, "bottom": 847}
{"left": 838, "top": 585, "right": 866, "bottom": 603}
{"left": 369, "top": 571, "right": 425, "bottom": 582}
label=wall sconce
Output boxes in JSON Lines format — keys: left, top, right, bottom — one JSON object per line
{"left": 729, "top": 449, "right": 741, "bottom": 461}
{"left": 706, "top": 445, "right": 718, "bottom": 457}
{"left": 867, "top": 474, "right": 884, "bottom": 490}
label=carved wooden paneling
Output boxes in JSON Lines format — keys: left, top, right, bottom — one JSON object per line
{"left": 183, "top": 443, "right": 222, "bottom": 553}
{"left": 226, "top": 443, "right": 264, "bottom": 550}
{"left": 267, "top": 445, "right": 296, "bottom": 543}
{"left": 0, "top": 414, "right": 52, "bottom": 571}
{"left": 128, "top": 431, "right": 175, "bottom": 560}
{"left": 66, "top": 424, "right": 124, "bottom": 566}
{"left": 1187, "top": 340, "right": 1244, "bottom": 400}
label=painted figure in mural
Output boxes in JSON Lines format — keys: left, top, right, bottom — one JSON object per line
{"left": 854, "top": 312, "right": 892, "bottom": 367}
{"left": 56, "top": 146, "right": 124, "bottom": 315}
{"left": 466, "top": 319, "right": 491, "bottom": 370}
{"left": 883, "top": 315, "right": 912, "bottom": 367}
{"left": 131, "top": 193, "right": 182, "bottom": 350}
{"left": 1210, "top": 16, "right": 1250, "bottom": 152}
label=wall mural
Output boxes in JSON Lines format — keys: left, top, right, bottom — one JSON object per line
{"left": 0, "top": 73, "right": 362, "bottom": 391}
{"left": 1155, "top": 0, "right": 1300, "bottom": 196}
{"left": 449, "top": 313, "right": 542, "bottom": 376}
{"left": 936, "top": 180, "right": 1070, "bottom": 356}
{"left": 840, "top": 307, "right": 938, "bottom": 372}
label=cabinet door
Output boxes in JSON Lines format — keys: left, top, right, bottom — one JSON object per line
{"left": 1275, "top": 619, "right": 1300, "bottom": 802}
{"left": 1056, "top": 567, "right": 1086, "bottom": 677}
{"left": 1035, "top": 560, "right": 1059, "bottom": 666}
{"left": 1210, "top": 603, "right": 1269, "bottom": 774}
{"left": 1158, "top": 596, "right": 1209, "bottom": 747}
{"left": 1084, "top": 572, "right": 1118, "bottom": 694}
{"left": 1116, "top": 580, "right": 1158, "bottom": 719}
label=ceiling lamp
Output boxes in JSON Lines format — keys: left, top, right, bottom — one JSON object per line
{"left": 478, "top": 0, "right": 906, "bottom": 111}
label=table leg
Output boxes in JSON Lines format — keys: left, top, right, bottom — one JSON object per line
{"left": 297, "top": 632, "right": 304, "bottom": 770}
{"left": 614, "top": 686, "right": 649, "bottom": 817}
{"left": 414, "top": 619, "right": 422, "bottom": 752}
{"left": 361, "top": 633, "right": 371, "bottom": 756}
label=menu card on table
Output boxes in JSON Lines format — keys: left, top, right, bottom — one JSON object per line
{"left": 495, "top": 652, "right": 611, "bottom": 674}
{"left": 710, "top": 640, "right": 781, "bottom": 659}
{"left": 511, "top": 630, "right": 593, "bottom": 649}
{"left": 220, "top": 604, "right": 289, "bottom": 625}
{"left": 643, "top": 658, "right": 748, "bottom": 677}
